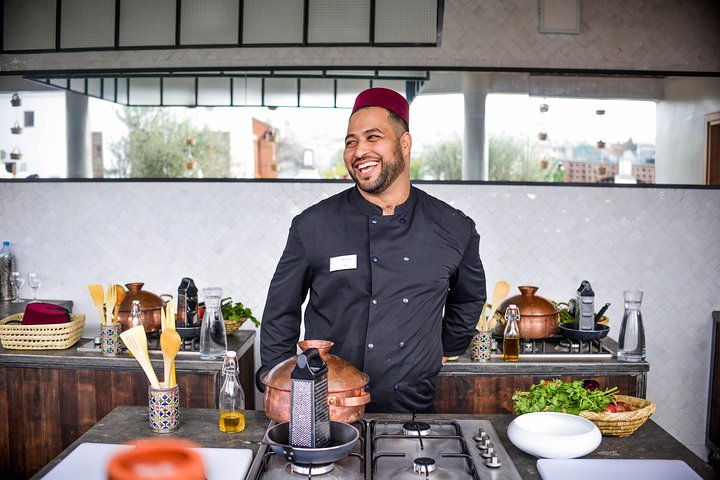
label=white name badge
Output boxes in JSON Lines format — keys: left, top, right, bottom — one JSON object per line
{"left": 329, "top": 254, "right": 357, "bottom": 272}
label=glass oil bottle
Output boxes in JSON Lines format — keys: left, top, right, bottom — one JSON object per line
{"left": 503, "top": 304, "right": 521, "bottom": 362}
{"left": 218, "top": 351, "right": 245, "bottom": 433}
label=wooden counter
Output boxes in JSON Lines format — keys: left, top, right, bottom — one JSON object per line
{"left": 0, "top": 330, "right": 255, "bottom": 479}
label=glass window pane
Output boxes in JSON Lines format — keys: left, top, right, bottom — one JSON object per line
{"left": 242, "top": 0, "right": 303, "bottom": 44}
{"left": 264, "top": 78, "right": 299, "bottom": 107}
{"left": 308, "top": 0, "right": 369, "bottom": 44}
{"left": 129, "top": 78, "right": 161, "bottom": 105}
{"left": 180, "top": 0, "right": 239, "bottom": 45}
{"left": 299, "top": 78, "right": 335, "bottom": 107}
{"left": 163, "top": 77, "right": 196, "bottom": 105}
{"left": 197, "top": 77, "right": 231, "bottom": 106}
{"left": 3, "top": 0, "right": 56, "bottom": 50}
{"left": 87, "top": 78, "right": 102, "bottom": 98}
{"left": 375, "top": 0, "right": 437, "bottom": 44}
{"left": 61, "top": 0, "right": 115, "bottom": 49}
{"left": 119, "top": 0, "right": 176, "bottom": 47}
{"left": 232, "top": 77, "right": 264, "bottom": 106}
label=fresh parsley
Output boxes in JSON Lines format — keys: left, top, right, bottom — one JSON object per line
{"left": 512, "top": 379, "right": 618, "bottom": 415}
{"left": 220, "top": 297, "right": 260, "bottom": 328}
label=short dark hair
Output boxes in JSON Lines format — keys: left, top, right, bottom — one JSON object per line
{"left": 355, "top": 105, "right": 409, "bottom": 135}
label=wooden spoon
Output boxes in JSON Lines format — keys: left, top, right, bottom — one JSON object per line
{"left": 113, "top": 285, "right": 126, "bottom": 324}
{"left": 486, "top": 280, "right": 511, "bottom": 332}
{"left": 120, "top": 326, "right": 160, "bottom": 388}
{"left": 160, "top": 329, "right": 182, "bottom": 388}
{"left": 88, "top": 284, "right": 105, "bottom": 325}
{"left": 476, "top": 301, "right": 489, "bottom": 331}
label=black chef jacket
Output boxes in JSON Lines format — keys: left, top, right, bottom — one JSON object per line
{"left": 259, "top": 186, "right": 486, "bottom": 413}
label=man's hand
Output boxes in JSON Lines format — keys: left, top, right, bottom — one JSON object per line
{"left": 442, "top": 356, "right": 448, "bottom": 364}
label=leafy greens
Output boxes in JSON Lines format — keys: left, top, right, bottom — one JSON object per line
{"left": 512, "top": 379, "right": 617, "bottom": 415}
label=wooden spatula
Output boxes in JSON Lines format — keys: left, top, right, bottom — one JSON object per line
{"left": 113, "top": 285, "right": 126, "bottom": 324}
{"left": 88, "top": 284, "right": 105, "bottom": 325}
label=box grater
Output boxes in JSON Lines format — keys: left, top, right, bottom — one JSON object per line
{"left": 289, "top": 347, "right": 331, "bottom": 448}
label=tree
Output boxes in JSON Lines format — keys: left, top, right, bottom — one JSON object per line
{"left": 419, "top": 136, "right": 462, "bottom": 180}
{"left": 108, "top": 107, "right": 230, "bottom": 178}
{"left": 488, "top": 134, "right": 555, "bottom": 182}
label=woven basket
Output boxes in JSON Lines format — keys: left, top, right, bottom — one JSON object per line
{"left": 0, "top": 313, "right": 85, "bottom": 350}
{"left": 580, "top": 395, "right": 656, "bottom": 437}
{"left": 224, "top": 317, "right": 246, "bottom": 335}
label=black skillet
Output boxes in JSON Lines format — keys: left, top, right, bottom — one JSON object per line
{"left": 558, "top": 322, "right": 610, "bottom": 341}
{"left": 264, "top": 421, "right": 359, "bottom": 464}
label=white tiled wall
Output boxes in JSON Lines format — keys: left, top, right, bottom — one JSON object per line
{"left": 1, "top": 180, "right": 719, "bottom": 458}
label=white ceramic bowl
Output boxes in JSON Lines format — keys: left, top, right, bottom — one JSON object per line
{"left": 507, "top": 412, "right": 602, "bottom": 459}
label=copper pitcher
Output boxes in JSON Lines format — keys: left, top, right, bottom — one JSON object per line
{"left": 261, "top": 340, "right": 371, "bottom": 423}
{"left": 497, "top": 286, "right": 559, "bottom": 339}
{"left": 117, "top": 282, "right": 166, "bottom": 333}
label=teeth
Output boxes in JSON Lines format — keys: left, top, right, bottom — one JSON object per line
{"left": 356, "top": 161, "right": 378, "bottom": 170}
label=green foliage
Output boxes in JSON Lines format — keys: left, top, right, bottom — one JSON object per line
{"left": 108, "top": 107, "right": 230, "bottom": 178}
{"left": 419, "top": 136, "right": 462, "bottom": 180}
{"left": 512, "top": 379, "right": 618, "bottom": 415}
{"left": 221, "top": 297, "right": 259, "bottom": 328}
{"left": 488, "top": 134, "right": 563, "bottom": 182}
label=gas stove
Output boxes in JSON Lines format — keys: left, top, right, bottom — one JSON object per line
{"left": 250, "top": 414, "right": 522, "bottom": 479}
{"left": 491, "top": 334, "right": 615, "bottom": 359}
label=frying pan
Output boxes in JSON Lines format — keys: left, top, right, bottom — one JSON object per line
{"left": 559, "top": 322, "right": 610, "bottom": 341}
{"left": 264, "top": 421, "right": 359, "bottom": 464}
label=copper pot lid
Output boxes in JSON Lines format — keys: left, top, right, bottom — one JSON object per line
{"left": 262, "top": 340, "right": 369, "bottom": 393}
{"left": 118, "top": 282, "right": 165, "bottom": 312}
{"left": 498, "top": 285, "right": 558, "bottom": 317}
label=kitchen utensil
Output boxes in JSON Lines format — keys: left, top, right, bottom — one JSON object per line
{"left": 113, "top": 285, "right": 126, "bottom": 324}
{"left": 486, "top": 280, "right": 510, "bottom": 331}
{"left": 594, "top": 302, "right": 611, "bottom": 323}
{"left": 264, "top": 421, "right": 359, "bottom": 464}
{"left": 507, "top": 412, "right": 601, "bottom": 459}
{"left": 558, "top": 322, "right": 610, "bottom": 341}
{"left": 476, "top": 301, "right": 489, "bottom": 331}
{"left": 120, "top": 325, "right": 160, "bottom": 388}
{"left": 261, "top": 340, "right": 370, "bottom": 424}
{"left": 117, "top": 282, "right": 166, "bottom": 333}
{"left": 160, "top": 328, "right": 181, "bottom": 388}
{"left": 498, "top": 286, "right": 559, "bottom": 339}
{"left": 105, "top": 285, "right": 117, "bottom": 326}
{"left": 88, "top": 284, "right": 105, "bottom": 325}
{"left": 290, "top": 347, "right": 331, "bottom": 448}
{"left": 148, "top": 385, "right": 180, "bottom": 432}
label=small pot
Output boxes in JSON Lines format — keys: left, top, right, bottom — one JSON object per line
{"left": 261, "top": 340, "right": 370, "bottom": 423}
{"left": 498, "top": 286, "right": 559, "bottom": 339}
{"left": 117, "top": 282, "right": 166, "bottom": 333}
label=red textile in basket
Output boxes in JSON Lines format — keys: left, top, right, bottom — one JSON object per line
{"left": 22, "top": 302, "right": 70, "bottom": 325}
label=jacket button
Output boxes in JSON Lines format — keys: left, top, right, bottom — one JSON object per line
{"left": 365, "top": 384, "right": 371, "bottom": 391}
{"left": 403, "top": 256, "right": 410, "bottom": 262}
{"left": 372, "top": 298, "right": 378, "bottom": 305}
{"left": 399, "top": 341, "right": 405, "bottom": 348}
{"left": 399, "top": 218, "right": 406, "bottom": 224}
{"left": 402, "top": 298, "right": 409, "bottom": 304}
{"left": 394, "top": 384, "right": 400, "bottom": 391}
{"left": 372, "top": 256, "right": 379, "bottom": 262}
{"left": 367, "top": 343, "right": 374, "bottom": 349}
{"left": 371, "top": 218, "right": 378, "bottom": 224}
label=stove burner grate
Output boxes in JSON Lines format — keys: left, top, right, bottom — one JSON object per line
{"left": 413, "top": 457, "right": 436, "bottom": 474}
{"left": 402, "top": 421, "right": 431, "bottom": 436}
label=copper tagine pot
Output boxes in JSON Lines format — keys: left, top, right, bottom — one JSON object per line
{"left": 498, "top": 285, "right": 559, "bottom": 339}
{"left": 261, "top": 340, "right": 371, "bottom": 424}
{"left": 117, "top": 282, "right": 167, "bottom": 333}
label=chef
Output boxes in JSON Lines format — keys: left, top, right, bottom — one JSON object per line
{"left": 257, "top": 87, "right": 487, "bottom": 413}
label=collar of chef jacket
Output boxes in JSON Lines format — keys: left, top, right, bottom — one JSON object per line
{"left": 347, "top": 185, "right": 418, "bottom": 216}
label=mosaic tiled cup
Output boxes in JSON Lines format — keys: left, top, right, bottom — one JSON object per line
{"left": 471, "top": 330, "right": 493, "bottom": 361}
{"left": 100, "top": 323, "right": 122, "bottom": 356}
{"left": 149, "top": 385, "right": 179, "bottom": 433}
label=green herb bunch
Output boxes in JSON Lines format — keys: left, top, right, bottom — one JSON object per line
{"left": 221, "top": 297, "right": 260, "bottom": 328}
{"left": 512, "top": 379, "right": 617, "bottom": 415}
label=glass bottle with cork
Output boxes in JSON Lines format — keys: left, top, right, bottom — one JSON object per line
{"left": 127, "top": 300, "right": 143, "bottom": 357}
{"left": 503, "top": 304, "right": 521, "bottom": 362}
{"left": 218, "top": 350, "right": 245, "bottom": 433}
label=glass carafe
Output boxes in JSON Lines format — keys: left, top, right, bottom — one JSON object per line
{"left": 617, "top": 290, "right": 646, "bottom": 362}
{"left": 200, "top": 287, "right": 227, "bottom": 360}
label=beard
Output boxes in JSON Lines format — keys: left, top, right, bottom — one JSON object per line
{"left": 349, "top": 142, "right": 405, "bottom": 195}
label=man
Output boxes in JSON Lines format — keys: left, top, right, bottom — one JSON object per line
{"left": 258, "top": 87, "right": 486, "bottom": 413}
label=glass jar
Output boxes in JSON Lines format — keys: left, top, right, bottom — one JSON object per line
{"left": 617, "top": 290, "right": 646, "bottom": 362}
{"left": 199, "top": 287, "right": 227, "bottom": 360}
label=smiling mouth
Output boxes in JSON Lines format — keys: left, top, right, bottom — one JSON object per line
{"left": 355, "top": 160, "right": 379, "bottom": 175}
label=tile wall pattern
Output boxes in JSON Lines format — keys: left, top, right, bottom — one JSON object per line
{"left": 1, "top": 0, "right": 719, "bottom": 73}
{"left": 1, "top": 180, "right": 719, "bottom": 459}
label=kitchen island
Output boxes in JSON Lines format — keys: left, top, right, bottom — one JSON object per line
{"left": 0, "top": 330, "right": 255, "bottom": 479}
{"left": 436, "top": 336, "right": 649, "bottom": 414}
{"left": 31, "top": 406, "right": 717, "bottom": 479}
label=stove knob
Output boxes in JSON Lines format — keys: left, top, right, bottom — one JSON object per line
{"left": 476, "top": 437, "right": 490, "bottom": 450}
{"left": 481, "top": 443, "right": 495, "bottom": 458}
{"left": 485, "top": 453, "right": 502, "bottom": 468}
{"left": 473, "top": 429, "right": 488, "bottom": 442}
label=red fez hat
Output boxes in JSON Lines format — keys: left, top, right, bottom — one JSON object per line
{"left": 352, "top": 87, "right": 409, "bottom": 126}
